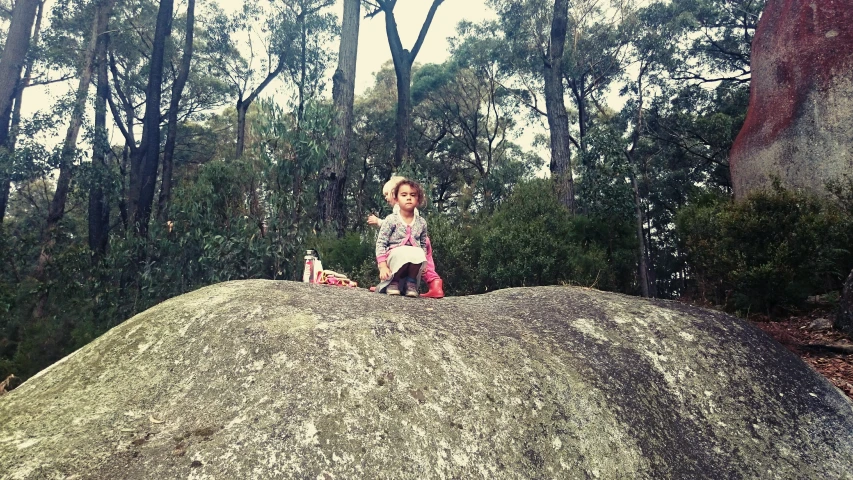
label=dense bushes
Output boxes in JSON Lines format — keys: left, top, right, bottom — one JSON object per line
{"left": 7, "top": 173, "right": 851, "bottom": 381}
{"left": 316, "top": 179, "right": 640, "bottom": 296}
{"left": 676, "top": 186, "right": 853, "bottom": 314}
{"left": 476, "top": 181, "right": 613, "bottom": 291}
{"left": 0, "top": 155, "right": 319, "bottom": 379}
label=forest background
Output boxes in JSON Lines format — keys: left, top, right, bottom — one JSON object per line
{"left": 0, "top": 0, "right": 852, "bottom": 381}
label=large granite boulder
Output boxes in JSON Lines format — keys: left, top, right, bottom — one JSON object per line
{"left": 730, "top": 0, "right": 853, "bottom": 199}
{"left": 1, "top": 281, "right": 852, "bottom": 479}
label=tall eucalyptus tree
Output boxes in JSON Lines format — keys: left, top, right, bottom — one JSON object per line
{"left": 490, "top": 0, "right": 575, "bottom": 211}
{"left": 0, "top": 0, "right": 41, "bottom": 222}
{"left": 127, "top": 0, "right": 173, "bottom": 236}
{"left": 362, "top": 0, "right": 446, "bottom": 168}
{"left": 208, "top": 0, "right": 335, "bottom": 159}
{"left": 320, "top": 0, "right": 360, "bottom": 233}
{"left": 157, "top": 0, "right": 196, "bottom": 222}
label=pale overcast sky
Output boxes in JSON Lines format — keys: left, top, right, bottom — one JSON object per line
{"left": 22, "top": 0, "right": 496, "bottom": 146}
{"left": 349, "top": 0, "right": 495, "bottom": 93}
{"left": 215, "top": 0, "right": 495, "bottom": 94}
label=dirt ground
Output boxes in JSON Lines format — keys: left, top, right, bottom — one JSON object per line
{"left": 751, "top": 308, "right": 853, "bottom": 400}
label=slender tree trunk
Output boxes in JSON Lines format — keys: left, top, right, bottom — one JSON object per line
{"left": 393, "top": 62, "right": 412, "bottom": 167}
{"left": 625, "top": 62, "right": 652, "bottom": 298}
{"left": 630, "top": 170, "right": 650, "bottom": 297}
{"left": 0, "top": 0, "right": 41, "bottom": 222}
{"left": 576, "top": 77, "right": 588, "bottom": 156}
{"left": 1, "top": 0, "right": 44, "bottom": 216}
{"left": 544, "top": 0, "right": 574, "bottom": 212}
{"left": 33, "top": 0, "right": 115, "bottom": 319}
{"left": 356, "top": 153, "right": 370, "bottom": 229}
{"left": 642, "top": 174, "right": 657, "bottom": 298}
{"left": 107, "top": 50, "right": 137, "bottom": 235}
{"left": 371, "top": 0, "right": 444, "bottom": 168}
{"left": 297, "top": 18, "right": 307, "bottom": 127}
{"left": 234, "top": 62, "right": 284, "bottom": 159}
{"left": 158, "top": 0, "right": 195, "bottom": 222}
{"left": 236, "top": 97, "right": 248, "bottom": 159}
{"left": 5, "top": 0, "right": 44, "bottom": 224}
{"left": 9, "top": 1, "right": 44, "bottom": 150}
{"left": 0, "top": 108, "right": 12, "bottom": 222}
{"left": 0, "top": 0, "right": 40, "bottom": 129}
{"left": 118, "top": 145, "right": 130, "bottom": 231}
{"left": 89, "top": 11, "right": 112, "bottom": 260}
{"left": 320, "top": 0, "right": 360, "bottom": 234}
{"left": 130, "top": 0, "right": 174, "bottom": 236}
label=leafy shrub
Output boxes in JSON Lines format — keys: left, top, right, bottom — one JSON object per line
{"left": 676, "top": 186, "right": 853, "bottom": 314}
{"left": 313, "top": 179, "right": 637, "bottom": 296}
{"left": 428, "top": 213, "right": 484, "bottom": 295}
{"left": 313, "top": 230, "right": 378, "bottom": 289}
{"left": 477, "top": 179, "right": 618, "bottom": 291}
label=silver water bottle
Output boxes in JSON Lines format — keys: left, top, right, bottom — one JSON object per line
{"left": 302, "top": 250, "right": 317, "bottom": 283}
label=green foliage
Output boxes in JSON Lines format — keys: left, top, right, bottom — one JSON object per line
{"left": 312, "top": 230, "right": 377, "bottom": 289}
{"left": 428, "top": 213, "right": 484, "bottom": 295}
{"left": 676, "top": 187, "right": 853, "bottom": 314}
{"left": 415, "top": 179, "right": 634, "bottom": 295}
{"left": 0, "top": 98, "right": 339, "bottom": 380}
{"left": 478, "top": 179, "right": 613, "bottom": 291}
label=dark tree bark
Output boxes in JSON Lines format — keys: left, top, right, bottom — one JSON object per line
{"left": 365, "top": 0, "right": 445, "bottom": 168}
{"left": 0, "top": 104, "right": 13, "bottom": 224}
{"left": 105, "top": 49, "right": 138, "bottom": 233}
{"left": 629, "top": 171, "right": 650, "bottom": 297}
{"left": 568, "top": 77, "right": 588, "bottom": 156}
{"left": 235, "top": 63, "right": 283, "bottom": 159}
{"left": 0, "top": 0, "right": 41, "bottom": 222}
{"left": 543, "top": 0, "right": 575, "bottom": 212}
{"left": 158, "top": 0, "right": 195, "bottom": 222}
{"left": 624, "top": 62, "right": 653, "bottom": 298}
{"left": 129, "top": 0, "right": 174, "bottom": 236}
{"left": 33, "top": 0, "right": 116, "bottom": 319}
{"left": 10, "top": 1, "right": 44, "bottom": 149}
{"left": 89, "top": 8, "right": 113, "bottom": 260}
{"left": 319, "top": 0, "right": 360, "bottom": 234}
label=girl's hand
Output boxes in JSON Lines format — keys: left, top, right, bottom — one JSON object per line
{"left": 367, "top": 214, "right": 380, "bottom": 226}
{"left": 379, "top": 264, "right": 391, "bottom": 281}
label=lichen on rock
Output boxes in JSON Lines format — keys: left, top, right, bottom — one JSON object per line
{"left": 0, "top": 280, "right": 852, "bottom": 479}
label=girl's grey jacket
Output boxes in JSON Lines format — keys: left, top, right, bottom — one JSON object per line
{"left": 375, "top": 213, "right": 430, "bottom": 265}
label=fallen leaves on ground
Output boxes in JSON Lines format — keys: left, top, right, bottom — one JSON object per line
{"left": 752, "top": 309, "right": 853, "bottom": 400}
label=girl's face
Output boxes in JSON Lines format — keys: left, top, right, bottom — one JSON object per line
{"left": 396, "top": 184, "right": 418, "bottom": 212}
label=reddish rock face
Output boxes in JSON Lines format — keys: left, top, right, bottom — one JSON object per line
{"left": 730, "top": 0, "right": 853, "bottom": 199}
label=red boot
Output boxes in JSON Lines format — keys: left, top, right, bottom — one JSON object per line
{"left": 421, "top": 278, "right": 444, "bottom": 299}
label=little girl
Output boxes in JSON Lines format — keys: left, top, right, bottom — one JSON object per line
{"left": 375, "top": 180, "right": 430, "bottom": 297}
{"left": 368, "top": 176, "right": 444, "bottom": 298}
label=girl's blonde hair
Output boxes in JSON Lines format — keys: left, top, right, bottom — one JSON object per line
{"left": 382, "top": 176, "right": 407, "bottom": 196}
